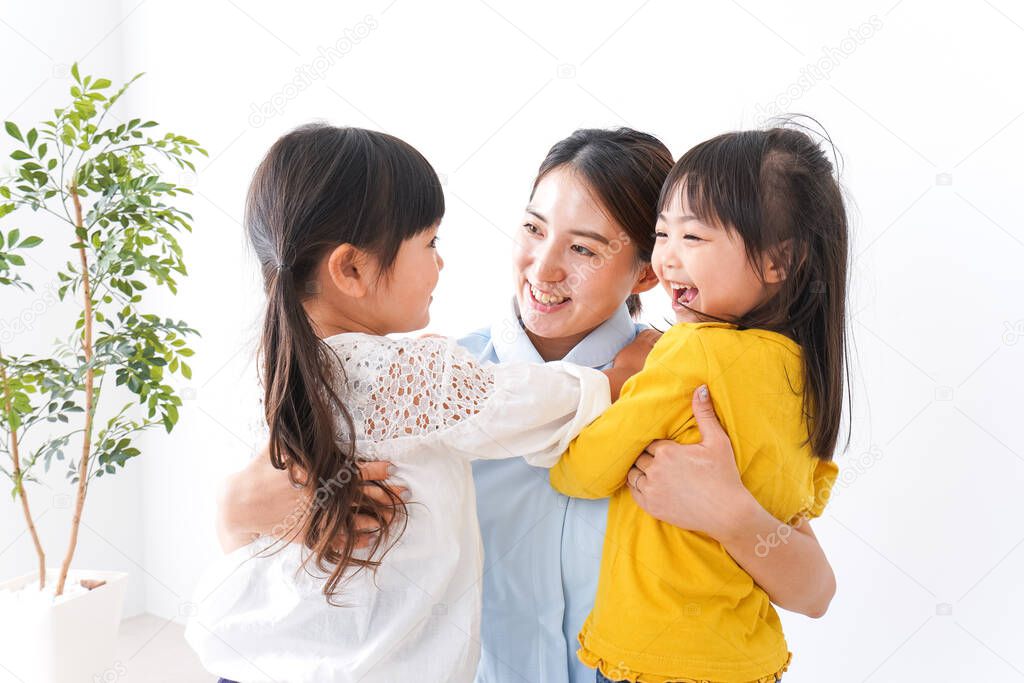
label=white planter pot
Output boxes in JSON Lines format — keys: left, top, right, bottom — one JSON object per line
{"left": 0, "top": 569, "right": 128, "bottom": 683}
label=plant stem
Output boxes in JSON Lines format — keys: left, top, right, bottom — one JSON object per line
{"left": 0, "top": 365, "right": 47, "bottom": 589}
{"left": 55, "top": 182, "right": 96, "bottom": 596}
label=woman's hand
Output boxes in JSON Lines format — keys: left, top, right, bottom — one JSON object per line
{"left": 603, "top": 329, "right": 662, "bottom": 400}
{"left": 626, "top": 385, "right": 837, "bottom": 618}
{"left": 626, "top": 384, "right": 750, "bottom": 538}
{"left": 216, "top": 445, "right": 408, "bottom": 553}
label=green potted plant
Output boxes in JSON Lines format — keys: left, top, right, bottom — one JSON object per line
{"left": 0, "top": 64, "right": 204, "bottom": 682}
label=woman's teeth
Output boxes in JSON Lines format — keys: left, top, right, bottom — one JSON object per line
{"left": 530, "top": 284, "right": 569, "bottom": 306}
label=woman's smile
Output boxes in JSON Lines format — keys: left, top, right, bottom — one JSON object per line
{"left": 525, "top": 281, "right": 572, "bottom": 312}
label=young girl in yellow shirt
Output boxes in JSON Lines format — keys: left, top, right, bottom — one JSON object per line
{"left": 550, "top": 124, "right": 849, "bottom": 682}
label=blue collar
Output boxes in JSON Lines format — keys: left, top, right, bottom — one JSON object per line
{"left": 489, "top": 298, "right": 639, "bottom": 369}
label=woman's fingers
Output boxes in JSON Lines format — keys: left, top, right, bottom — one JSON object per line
{"left": 633, "top": 451, "right": 654, "bottom": 472}
{"left": 358, "top": 460, "right": 393, "bottom": 481}
{"left": 362, "top": 483, "right": 409, "bottom": 504}
{"left": 626, "top": 466, "right": 645, "bottom": 491}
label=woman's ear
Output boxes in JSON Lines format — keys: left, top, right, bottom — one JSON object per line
{"left": 631, "top": 263, "right": 660, "bottom": 294}
{"left": 326, "top": 243, "right": 372, "bottom": 298}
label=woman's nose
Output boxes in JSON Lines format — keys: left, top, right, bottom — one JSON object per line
{"left": 532, "top": 245, "right": 565, "bottom": 283}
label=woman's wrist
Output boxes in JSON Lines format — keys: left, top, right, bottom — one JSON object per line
{"left": 713, "top": 486, "right": 765, "bottom": 546}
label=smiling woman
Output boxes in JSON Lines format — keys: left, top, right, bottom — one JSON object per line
{"left": 513, "top": 128, "right": 669, "bottom": 361}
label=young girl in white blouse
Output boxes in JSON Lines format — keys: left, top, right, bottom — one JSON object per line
{"left": 184, "top": 124, "right": 651, "bottom": 683}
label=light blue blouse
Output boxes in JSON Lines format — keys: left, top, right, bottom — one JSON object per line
{"left": 460, "top": 300, "right": 644, "bottom": 683}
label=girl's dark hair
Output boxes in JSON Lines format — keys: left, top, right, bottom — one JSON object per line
{"left": 531, "top": 128, "right": 674, "bottom": 317}
{"left": 246, "top": 123, "right": 444, "bottom": 602}
{"left": 658, "top": 121, "right": 850, "bottom": 460}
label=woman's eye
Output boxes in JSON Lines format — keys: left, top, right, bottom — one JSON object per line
{"left": 570, "top": 244, "right": 596, "bottom": 257}
{"left": 683, "top": 234, "right": 703, "bottom": 242}
{"left": 523, "top": 222, "right": 541, "bottom": 235}
{"left": 429, "top": 236, "right": 440, "bottom": 248}
{"left": 654, "top": 231, "right": 667, "bottom": 239}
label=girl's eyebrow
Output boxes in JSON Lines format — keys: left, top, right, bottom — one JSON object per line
{"left": 657, "top": 212, "right": 714, "bottom": 227}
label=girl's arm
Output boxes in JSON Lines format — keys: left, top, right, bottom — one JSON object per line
{"left": 627, "top": 386, "right": 836, "bottom": 618}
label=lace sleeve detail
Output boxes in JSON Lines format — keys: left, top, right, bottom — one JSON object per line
{"left": 331, "top": 336, "right": 496, "bottom": 442}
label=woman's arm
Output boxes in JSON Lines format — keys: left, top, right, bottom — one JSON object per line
{"left": 216, "top": 445, "right": 404, "bottom": 553}
{"left": 627, "top": 385, "right": 836, "bottom": 618}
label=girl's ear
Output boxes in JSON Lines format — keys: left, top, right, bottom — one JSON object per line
{"left": 326, "top": 243, "right": 372, "bottom": 298}
{"left": 763, "top": 240, "right": 794, "bottom": 285}
{"left": 631, "top": 263, "right": 660, "bottom": 294}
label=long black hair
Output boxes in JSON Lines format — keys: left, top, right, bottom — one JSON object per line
{"left": 246, "top": 123, "right": 444, "bottom": 602}
{"left": 659, "top": 121, "right": 850, "bottom": 460}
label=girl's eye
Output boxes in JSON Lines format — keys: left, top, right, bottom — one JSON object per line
{"left": 523, "top": 222, "right": 541, "bottom": 235}
{"left": 429, "top": 236, "right": 440, "bottom": 248}
{"left": 683, "top": 234, "right": 703, "bottom": 242}
{"left": 654, "top": 230, "right": 667, "bottom": 239}
{"left": 570, "top": 244, "right": 596, "bottom": 257}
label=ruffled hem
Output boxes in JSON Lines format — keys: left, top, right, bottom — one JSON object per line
{"left": 580, "top": 647, "right": 791, "bottom": 683}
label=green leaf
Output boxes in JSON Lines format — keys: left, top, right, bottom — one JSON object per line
{"left": 5, "top": 121, "right": 23, "bottom": 142}
{"left": 71, "top": 63, "right": 80, "bottom": 83}
{"left": 18, "top": 236, "right": 42, "bottom": 248}
{"left": 10, "top": 150, "right": 31, "bottom": 160}
{"left": 26, "top": 128, "right": 37, "bottom": 148}
{"left": 92, "top": 78, "right": 112, "bottom": 90}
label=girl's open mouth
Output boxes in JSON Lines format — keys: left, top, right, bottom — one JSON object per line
{"left": 671, "top": 284, "right": 698, "bottom": 309}
{"left": 526, "top": 283, "right": 571, "bottom": 311}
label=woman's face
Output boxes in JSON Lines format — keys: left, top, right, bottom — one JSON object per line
{"left": 512, "top": 166, "right": 654, "bottom": 345}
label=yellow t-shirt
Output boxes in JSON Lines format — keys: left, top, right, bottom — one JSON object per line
{"left": 549, "top": 322, "right": 838, "bottom": 683}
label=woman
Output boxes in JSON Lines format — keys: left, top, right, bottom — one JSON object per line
{"left": 219, "top": 128, "right": 836, "bottom": 683}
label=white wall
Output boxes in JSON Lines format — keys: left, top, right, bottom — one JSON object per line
{"left": 2, "top": 1, "right": 1023, "bottom": 680}
{"left": 0, "top": 0, "right": 150, "bottom": 617}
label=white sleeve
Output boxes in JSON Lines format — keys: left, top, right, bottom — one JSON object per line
{"left": 365, "top": 337, "right": 611, "bottom": 467}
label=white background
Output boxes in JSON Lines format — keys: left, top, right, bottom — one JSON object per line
{"left": 2, "top": 1, "right": 1023, "bottom": 680}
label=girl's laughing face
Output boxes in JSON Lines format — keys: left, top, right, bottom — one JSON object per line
{"left": 653, "top": 190, "right": 778, "bottom": 324}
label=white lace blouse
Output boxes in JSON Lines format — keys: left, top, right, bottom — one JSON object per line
{"left": 185, "top": 333, "right": 611, "bottom": 683}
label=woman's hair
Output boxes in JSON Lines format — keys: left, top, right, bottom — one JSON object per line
{"left": 658, "top": 121, "right": 850, "bottom": 461}
{"left": 531, "top": 128, "right": 674, "bottom": 317}
{"left": 246, "top": 123, "right": 445, "bottom": 602}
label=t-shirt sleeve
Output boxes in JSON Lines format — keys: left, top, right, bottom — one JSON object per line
{"left": 805, "top": 458, "right": 839, "bottom": 520}
{"left": 549, "top": 324, "right": 710, "bottom": 499}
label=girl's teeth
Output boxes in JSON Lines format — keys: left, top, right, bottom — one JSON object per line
{"left": 674, "top": 286, "right": 698, "bottom": 304}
